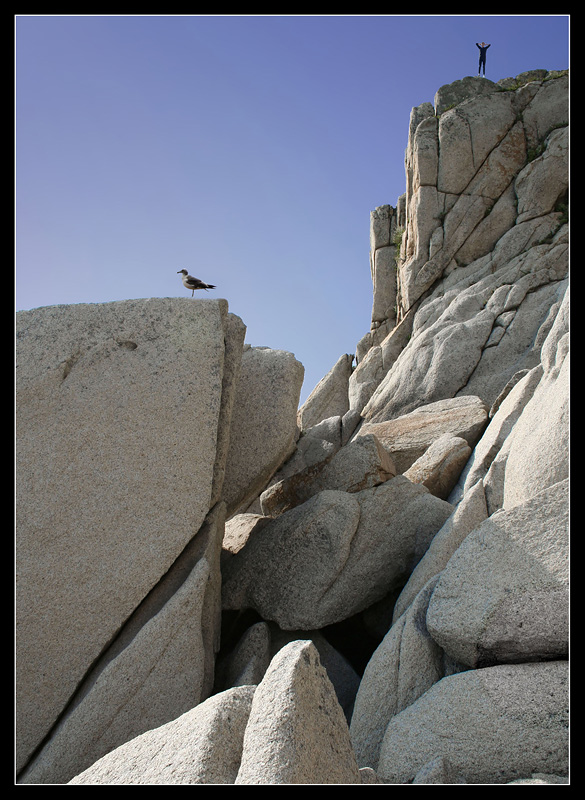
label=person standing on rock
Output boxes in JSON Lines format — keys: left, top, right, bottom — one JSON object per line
{"left": 476, "top": 41, "right": 491, "bottom": 76}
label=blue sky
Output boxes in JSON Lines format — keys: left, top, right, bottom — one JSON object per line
{"left": 15, "top": 15, "right": 569, "bottom": 404}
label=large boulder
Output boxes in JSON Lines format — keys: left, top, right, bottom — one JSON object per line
{"left": 448, "top": 366, "right": 544, "bottom": 507}
{"left": 356, "top": 395, "right": 488, "bottom": 473}
{"left": 222, "top": 477, "right": 453, "bottom": 630}
{"left": 235, "top": 640, "right": 361, "bottom": 784}
{"left": 223, "top": 345, "right": 305, "bottom": 515}
{"left": 403, "top": 434, "right": 471, "bottom": 499}
{"left": 16, "top": 298, "right": 245, "bottom": 778}
{"left": 377, "top": 661, "right": 568, "bottom": 784}
{"left": 426, "top": 479, "right": 569, "bottom": 668}
{"left": 222, "top": 489, "right": 361, "bottom": 630}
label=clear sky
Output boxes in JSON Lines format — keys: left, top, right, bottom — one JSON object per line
{"left": 15, "top": 14, "right": 569, "bottom": 404}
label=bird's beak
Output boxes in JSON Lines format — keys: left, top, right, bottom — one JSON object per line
{"left": 177, "top": 271, "right": 181, "bottom": 274}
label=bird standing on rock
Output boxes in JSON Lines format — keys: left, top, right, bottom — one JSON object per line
{"left": 177, "top": 269, "right": 217, "bottom": 296}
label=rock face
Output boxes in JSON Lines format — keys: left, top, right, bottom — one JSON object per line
{"left": 377, "top": 661, "right": 568, "bottom": 785}
{"left": 16, "top": 69, "right": 569, "bottom": 785}
{"left": 15, "top": 298, "right": 302, "bottom": 784}
{"left": 16, "top": 299, "right": 244, "bottom": 780}
{"left": 69, "top": 686, "right": 257, "bottom": 785}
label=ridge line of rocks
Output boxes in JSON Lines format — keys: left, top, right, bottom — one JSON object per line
{"left": 16, "top": 68, "right": 568, "bottom": 785}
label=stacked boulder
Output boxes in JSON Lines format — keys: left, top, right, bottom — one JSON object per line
{"left": 16, "top": 298, "right": 305, "bottom": 783}
{"left": 16, "top": 69, "right": 568, "bottom": 785}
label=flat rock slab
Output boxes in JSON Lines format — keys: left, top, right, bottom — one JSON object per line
{"left": 16, "top": 298, "right": 245, "bottom": 773}
{"left": 69, "top": 686, "right": 256, "bottom": 785}
{"left": 356, "top": 395, "right": 488, "bottom": 473}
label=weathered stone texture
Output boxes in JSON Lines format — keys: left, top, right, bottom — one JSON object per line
{"left": 17, "top": 70, "right": 569, "bottom": 786}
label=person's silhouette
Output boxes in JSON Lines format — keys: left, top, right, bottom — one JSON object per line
{"left": 476, "top": 42, "right": 491, "bottom": 76}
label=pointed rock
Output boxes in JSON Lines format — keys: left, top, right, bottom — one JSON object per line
{"left": 235, "top": 640, "right": 361, "bottom": 784}
{"left": 297, "top": 353, "right": 353, "bottom": 432}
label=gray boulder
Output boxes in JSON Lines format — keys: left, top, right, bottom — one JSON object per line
{"left": 69, "top": 686, "right": 256, "bottom": 785}
{"left": 357, "top": 395, "right": 488, "bottom": 473}
{"left": 223, "top": 345, "right": 305, "bottom": 515}
{"left": 235, "top": 640, "right": 361, "bottom": 784}
{"left": 369, "top": 204, "right": 399, "bottom": 334}
{"left": 403, "top": 434, "right": 471, "bottom": 499}
{"left": 426, "top": 479, "right": 569, "bottom": 668}
{"left": 222, "top": 489, "right": 360, "bottom": 630}
{"left": 377, "top": 661, "right": 568, "bottom": 784}
{"left": 223, "top": 478, "right": 453, "bottom": 630}
{"left": 521, "top": 73, "right": 568, "bottom": 149}
{"left": 15, "top": 298, "right": 245, "bottom": 776}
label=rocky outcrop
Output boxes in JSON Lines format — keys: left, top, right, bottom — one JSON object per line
{"left": 15, "top": 298, "right": 303, "bottom": 783}
{"left": 297, "top": 352, "right": 353, "bottom": 432}
{"left": 351, "top": 71, "right": 568, "bottom": 426}
{"left": 16, "top": 69, "right": 569, "bottom": 785}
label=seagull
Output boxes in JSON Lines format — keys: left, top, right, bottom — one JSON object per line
{"left": 177, "top": 269, "right": 216, "bottom": 296}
